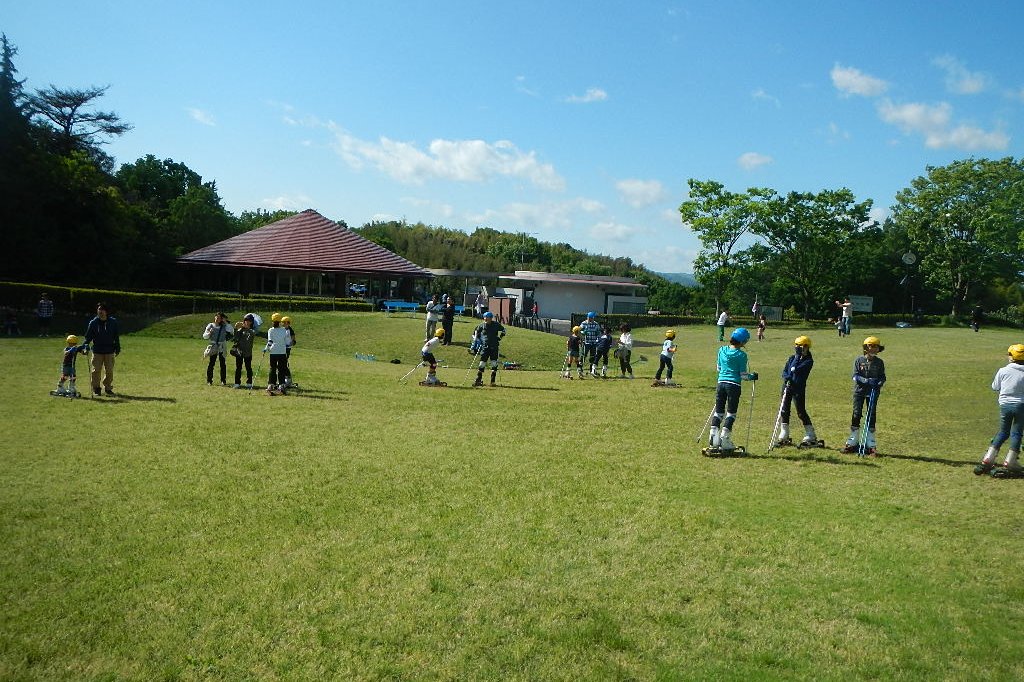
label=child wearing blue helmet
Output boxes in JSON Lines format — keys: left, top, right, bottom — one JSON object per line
{"left": 708, "top": 327, "right": 757, "bottom": 452}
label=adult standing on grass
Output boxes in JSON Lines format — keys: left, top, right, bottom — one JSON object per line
{"left": 203, "top": 312, "right": 232, "bottom": 386}
{"left": 36, "top": 292, "right": 54, "bottom": 337}
{"left": 231, "top": 314, "right": 257, "bottom": 389}
{"left": 579, "top": 311, "right": 601, "bottom": 376}
{"left": 84, "top": 302, "right": 120, "bottom": 396}
{"left": 472, "top": 311, "right": 506, "bottom": 387}
{"left": 474, "top": 291, "right": 486, "bottom": 318}
{"left": 441, "top": 297, "right": 456, "bottom": 346}
{"left": 835, "top": 297, "right": 853, "bottom": 337}
{"left": 425, "top": 294, "right": 441, "bottom": 339}
{"left": 974, "top": 344, "right": 1024, "bottom": 476}
{"left": 716, "top": 309, "right": 730, "bottom": 342}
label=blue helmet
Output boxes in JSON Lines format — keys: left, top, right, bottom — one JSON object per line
{"left": 483, "top": 311, "right": 494, "bottom": 319}
{"left": 587, "top": 311, "right": 596, "bottom": 318}
{"left": 731, "top": 327, "right": 751, "bottom": 344}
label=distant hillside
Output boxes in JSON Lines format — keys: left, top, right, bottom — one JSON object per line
{"left": 655, "top": 272, "right": 699, "bottom": 288}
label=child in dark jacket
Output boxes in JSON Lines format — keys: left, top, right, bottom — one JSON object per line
{"left": 595, "top": 326, "right": 613, "bottom": 378}
{"left": 50, "top": 334, "right": 89, "bottom": 397}
{"left": 775, "top": 335, "right": 818, "bottom": 446}
{"left": 843, "top": 336, "right": 887, "bottom": 454}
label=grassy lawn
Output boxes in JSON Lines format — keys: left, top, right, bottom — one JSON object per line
{"left": 2, "top": 312, "right": 1023, "bottom": 680}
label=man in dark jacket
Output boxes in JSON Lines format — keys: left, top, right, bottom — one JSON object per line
{"left": 84, "top": 302, "right": 121, "bottom": 396}
{"left": 440, "top": 298, "right": 456, "bottom": 345}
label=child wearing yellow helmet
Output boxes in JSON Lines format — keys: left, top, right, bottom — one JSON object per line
{"left": 654, "top": 329, "right": 678, "bottom": 386}
{"left": 265, "top": 313, "right": 290, "bottom": 394}
{"left": 50, "top": 335, "right": 89, "bottom": 397}
{"left": 564, "top": 326, "right": 583, "bottom": 379}
{"left": 976, "top": 344, "right": 1024, "bottom": 477}
{"left": 774, "top": 335, "right": 821, "bottom": 448}
{"left": 842, "top": 336, "right": 887, "bottom": 454}
{"left": 419, "top": 328, "right": 446, "bottom": 386}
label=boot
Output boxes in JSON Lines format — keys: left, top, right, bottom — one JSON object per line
{"left": 720, "top": 428, "right": 735, "bottom": 451}
{"left": 490, "top": 370, "right": 497, "bottom": 386}
{"left": 600, "top": 366, "right": 607, "bottom": 378}
{"left": 473, "top": 371, "right": 484, "bottom": 387}
{"left": 590, "top": 364, "right": 597, "bottom": 377}
{"left": 709, "top": 426, "right": 721, "bottom": 448}
{"left": 975, "top": 446, "right": 999, "bottom": 475}
{"left": 1003, "top": 449, "right": 1022, "bottom": 473}
{"left": 777, "top": 423, "right": 791, "bottom": 445}
{"left": 801, "top": 424, "right": 818, "bottom": 445}
{"left": 844, "top": 428, "right": 858, "bottom": 448}
{"left": 866, "top": 430, "right": 877, "bottom": 450}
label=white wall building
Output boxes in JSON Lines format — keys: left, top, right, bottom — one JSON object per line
{"left": 497, "top": 271, "right": 648, "bottom": 320}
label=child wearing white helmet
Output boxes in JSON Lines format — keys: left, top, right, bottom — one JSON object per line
{"left": 708, "top": 328, "right": 757, "bottom": 452}
{"left": 50, "top": 334, "right": 89, "bottom": 397}
{"left": 654, "top": 329, "right": 678, "bottom": 386}
{"left": 976, "top": 344, "right": 1024, "bottom": 477}
{"left": 842, "top": 336, "right": 887, "bottom": 454}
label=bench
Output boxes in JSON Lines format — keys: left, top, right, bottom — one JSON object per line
{"left": 383, "top": 300, "right": 421, "bottom": 317}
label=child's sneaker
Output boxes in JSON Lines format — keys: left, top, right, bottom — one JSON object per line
{"left": 233, "top": 383, "right": 241, "bottom": 389}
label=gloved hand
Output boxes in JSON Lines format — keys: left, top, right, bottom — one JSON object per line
{"left": 868, "top": 378, "right": 883, "bottom": 388}
{"left": 742, "top": 371, "right": 758, "bottom": 381}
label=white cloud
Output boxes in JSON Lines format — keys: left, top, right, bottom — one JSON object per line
{"left": 515, "top": 75, "right": 539, "bottom": 97}
{"left": 828, "top": 121, "right": 851, "bottom": 142}
{"left": 186, "top": 108, "right": 215, "bottom": 126}
{"left": 327, "top": 123, "right": 566, "bottom": 190}
{"left": 261, "top": 194, "right": 313, "bottom": 211}
{"left": 589, "top": 221, "right": 640, "bottom": 241}
{"left": 465, "top": 197, "right": 604, "bottom": 232}
{"left": 616, "top": 178, "right": 666, "bottom": 208}
{"left": 830, "top": 64, "right": 889, "bottom": 97}
{"left": 737, "top": 152, "right": 773, "bottom": 170}
{"left": 932, "top": 55, "right": 990, "bottom": 95}
{"left": 401, "top": 196, "right": 455, "bottom": 219}
{"left": 876, "top": 99, "right": 1008, "bottom": 150}
{"left": 633, "top": 245, "right": 698, "bottom": 273}
{"left": 565, "top": 87, "right": 608, "bottom": 103}
{"left": 751, "top": 88, "right": 781, "bottom": 108}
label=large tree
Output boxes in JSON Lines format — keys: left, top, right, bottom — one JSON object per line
{"left": 750, "top": 188, "right": 872, "bottom": 320}
{"left": 891, "top": 157, "right": 1024, "bottom": 316}
{"left": 679, "top": 179, "right": 768, "bottom": 315}
{"left": 29, "top": 84, "right": 131, "bottom": 169}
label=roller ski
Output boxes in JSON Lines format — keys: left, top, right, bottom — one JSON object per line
{"left": 795, "top": 425, "right": 825, "bottom": 449}
{"left": 841, "top": 427, "right": 875, "bottom": 456}
{"left": 418, "top": 377, "right": 447, "bottom": 387}
{"left": 265, "top": 384, "right": 287, "bottom": 396}
{"left": 985, "top": 448, "right": 1023, "bottom": 479}
{"left": 991, "top": 465, "right": 1024, "bottom": 479}
{"left": 49, "top": 387, "right": 82, "bottom": 399}
{"left": 651, "top": 379, "right": 679, "bottom": 388}
{"left": 701, "top": 426, "right": 747, "bottom": 457}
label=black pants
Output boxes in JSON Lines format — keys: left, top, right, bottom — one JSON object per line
{"left": 234, "top": 354, "right": 253, "bottom": 384}
{"left": 781, "top": 388, "right": 811, "bottom": 425}
{"left": 207, "top": 353, "right": 226, "bottom": 384}
{"left": 712, "top": 382, "right": 741, "bottom": 429}
{"left": 442, "top": 320, "right": 453, "bottom": 345}
{"left": 851, "top": 391, "right": 880, "bottom": 429}
{"left": 269, "top": 355, "right": 287, "bottom": 386}
{"left": 656, "top": 355, "right": 673, "bottom": 380}
{"left": 619, "top": 349, "right": 632, "bottom": 375}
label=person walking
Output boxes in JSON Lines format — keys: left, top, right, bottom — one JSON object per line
{"left": 36, "top": 292, "right": 54, "bottom": 337}
{"left": 203, "top": 312, "right": 233, "bottom": 386}
{"left": 716, "top": 309, "right": 730, "bottom": 342}
{"left": 84, "top": 302, "right": 121, "bottom": 396}
{"left": 654, "top": 329, "right": 678, "bottom": 386}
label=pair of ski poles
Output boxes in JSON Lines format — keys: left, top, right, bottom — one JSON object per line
{"left": 857, "top": 387, "right": 880, "bottom": 457}
{"left": 695, "top": 374, "right": 757, "bottom": 449}
{"left": 767, "top": 382, "right": 791, "bottom": 454}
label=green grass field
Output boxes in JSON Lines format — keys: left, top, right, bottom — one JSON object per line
{"left": 3, "top": 313, "right": 1023, "bottom": 680}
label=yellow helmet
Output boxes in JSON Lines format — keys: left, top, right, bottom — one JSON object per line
{"left": 794, "top": 335, "right": 811, "bottom": 348}
{"left": 1008, "top": 344, "right": 1024, "bottom": 362}
{"left": 434, "top": 328, "right": 445, "bottom": 337}
{"left": 863, "top": 336, "right": 884, "bottom": 351}
{"left": 271, "top": 312, "right": 282, "bottom": 322}
{"left": 281, "top": 316, "right": 291, "bottom": 323}
{"left": 572, "top": 326, "right": 581, "bottom": 334}
{"left": 66, "top": 334, "right": 78, "bottom": 345}
{"left": 665, "top": 329, "right": 676, "bottom": 339}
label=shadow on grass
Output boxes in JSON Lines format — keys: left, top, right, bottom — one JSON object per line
{"left": 873, "top": 452, "right": 973, "bottom": 468}
{"left": 490, "top": 385, "right": 560, "bottom": 392}
{"left": 277, "top": 388, "right": 346, "bottom": 401}
{"left": 89, "top": 393, "right": 177, "bottom": 403}
{"left": 744, "top": 449, "right": 880, "bottom": 467}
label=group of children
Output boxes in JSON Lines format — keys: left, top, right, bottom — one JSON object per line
{"left": 562, "top": 312, "right": 635, "bottom": 380}
{"left": 419, "top": 310, "right": 508, "bottom": 386}
{"left": 201, "top": 311, "right": 297, "bottom": 395}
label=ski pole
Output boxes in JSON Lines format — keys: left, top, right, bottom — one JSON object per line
{"left": 399, "top": 361, "right": 425, "bottom": 383}
{"left": 746, "top": 376, "right": 756, "bottom": 451}
{"left": 696, "top": 407, "right": 715, "bottom": 443}
{"left": 859, "top": 388, "right": 879, "bottom": 457}
{"left": 462, "top": 352, "right": 479, "bottom": 386}
{"left": 768, "top": 382, "right": 790, "bottom": 454}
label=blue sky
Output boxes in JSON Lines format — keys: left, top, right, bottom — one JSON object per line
{"left": 6, "top": 1, "right": 1024, "bottom": 272}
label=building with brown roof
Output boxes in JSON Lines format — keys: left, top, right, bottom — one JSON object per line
{"left": 178, "top": 209, "right": 432, "bottom": 299}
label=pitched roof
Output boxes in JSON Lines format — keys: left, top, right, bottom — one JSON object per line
{"left": 499, "top": 270, "right": 647, "bottom": 289}
{"left": 178, "top": 209, "right": 432, "bottom": 277}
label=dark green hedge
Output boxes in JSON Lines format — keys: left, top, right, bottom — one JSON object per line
{"left": 0, "top": 282, "right": 372, "bottom": 316}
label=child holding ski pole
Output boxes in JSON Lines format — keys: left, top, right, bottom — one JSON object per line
{"left": 975, "top": 344, "right": 1024, "bottom": 477}
{"left": 707, "top": 328, "right": 757, "bottom": 453}
{"left": 419, "top": 328, "right": 446, "bottom": 386}
{"left": 842, "top": 336, "right": 886, "bottom": 455}
{"left": 564, "top": 326, "right": 583, "bottom": 379}
{"left": 50, "top": 335, "right": 89, "bottom": 397}
{"left": 653, "top": 329, "right": 678, "bottom": 386}
{"left": 774, "top": 335, "right": 820, "bottom": 447}
{"left": 472, "top": 312, "right": 506, "bottom": 387}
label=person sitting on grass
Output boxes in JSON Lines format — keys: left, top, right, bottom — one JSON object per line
{"left": 975, "top": 344, "right": 1024, "bottom": 477}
